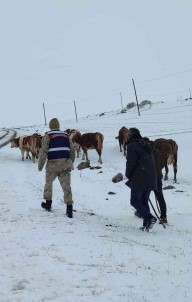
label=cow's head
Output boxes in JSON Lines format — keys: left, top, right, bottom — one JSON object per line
{"left": 73, "top": 131, "right": 81, "bottom": 144}
{"left": 10, "top": 138, "right": 19, "bottom": 148}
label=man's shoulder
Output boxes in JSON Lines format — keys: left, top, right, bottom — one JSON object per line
{"left": 127, "top": 139, "right": 140, "bottom": 148}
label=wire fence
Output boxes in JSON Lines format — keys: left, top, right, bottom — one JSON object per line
{"left": 43, "top": 68, "right": 192, "bottom": 124}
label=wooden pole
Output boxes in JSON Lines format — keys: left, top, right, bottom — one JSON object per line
{"left": 120, "top": 92, "right": 124, "bottom": 109}
{"left": 132, "top": 79, "right": 140, "bottom": 116}
{"left": 74, "top": 100, "right": 78, "bottom": 122}
{"left": 43, "top": 102, "right": 47, "bottom": 125}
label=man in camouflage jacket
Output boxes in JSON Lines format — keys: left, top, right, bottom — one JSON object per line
{"left": 38, "top": 118, "right": 75, "bottom": 218}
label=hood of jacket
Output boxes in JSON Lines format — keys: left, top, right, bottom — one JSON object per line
{"left": 128, "top": 137, "right": 153, "bottom": 154}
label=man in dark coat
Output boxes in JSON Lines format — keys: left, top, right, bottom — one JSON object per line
{"left": 125, "top": 128, "right": 157, "bottom": 231}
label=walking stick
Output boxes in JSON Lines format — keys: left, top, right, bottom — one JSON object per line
{"left": 149, "top": 198, "right": 166, "bottom": 229}
{"left": 155, "top": 195, "right": 161, "bottom": 214}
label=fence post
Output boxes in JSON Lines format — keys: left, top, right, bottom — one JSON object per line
{"left": 132, "top": 79, "right": 140, "bottom": 116}
{"left": 120, "top": 92, "right": 124, "bottom": 110}
{"left": 43, "top": 102, "right": 47, "bottom": 125}
{"left": 74, "top": 100, "right": 78, "bottom": 122}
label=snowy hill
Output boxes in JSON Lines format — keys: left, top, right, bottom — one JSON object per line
{"left": 0, "top": 99, "right": 192, "bottom": 302}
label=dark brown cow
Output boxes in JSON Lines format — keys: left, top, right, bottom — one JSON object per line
{"left": 115, "top": 126, "right": 129, "bottom": 156}
{"left": 153, "top": 138, "right": 178, "bottom": 183}
{"left": 64, "top": 129, "right": 81, "bottom": 158}
{"left": 74, "top": 132, "right": 104, "bottom": 164}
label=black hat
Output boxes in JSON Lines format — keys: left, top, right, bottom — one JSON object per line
{"left": 128, "top": 128, "right": 142, "bottom": 139}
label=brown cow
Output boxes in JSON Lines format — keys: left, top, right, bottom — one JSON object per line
{"left": 31, "top": 133, "right": 42, "bottom": 159}
{"left": 115, "top": 126, "right": 129, "bottom": 156}
{"left": 64, "top": 129, "right": 81, "bottom": 158}
{"left": 22, "top": 133, "right": 42, "bottom": 162}
{"left": 153, "top": 138, "right": 178, "bottom": 183}
{"left": 74, "top": 132, "right": 104, "bottom": 164}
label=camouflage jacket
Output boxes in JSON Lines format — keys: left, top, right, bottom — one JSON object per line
{"left": 38, "top": 133, "right": 75, "bottom": 170}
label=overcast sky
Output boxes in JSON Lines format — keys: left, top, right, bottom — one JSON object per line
{"left": 0, "top": 0, "right": 192, "bottom": 128}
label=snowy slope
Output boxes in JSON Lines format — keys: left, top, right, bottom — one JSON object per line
{"left": 0, "top": 99, "right": 192, "bottom": 302}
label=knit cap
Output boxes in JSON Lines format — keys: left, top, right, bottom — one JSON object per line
{"left": 49, "top": 118, "right": 60, "bottom": 130}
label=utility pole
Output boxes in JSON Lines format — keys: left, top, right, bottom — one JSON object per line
{"left": 43, "top": 102, "right": 47, "bottom": 125}
{"left": 74, "top": 100, "right": 78, "bottom": 122}
{"left": 189, "top": 89, "right": 191, "bottom": 99}
{"left": 132, "top": 79, "right": 140, "bottom": 116}
{"left": 120, "top": 92, "right": 124, "bottom": 110}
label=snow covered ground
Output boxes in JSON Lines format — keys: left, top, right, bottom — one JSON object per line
{"left": 0, "top": 99, "right": 192, "bottom": 302}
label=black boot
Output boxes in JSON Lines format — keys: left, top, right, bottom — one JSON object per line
{"left": 41, "top": 200, "right": 52, "bottom": 211}
{"left": 66, "top": 204, "right": 73, "bottom": 218}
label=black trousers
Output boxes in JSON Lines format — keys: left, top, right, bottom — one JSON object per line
{"left": 154, "top": 190, "right": 167, "bottom": 219}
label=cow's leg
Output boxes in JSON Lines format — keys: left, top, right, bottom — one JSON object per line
{"left": 85, "top": 150, "right": 89, "bottom": 162}
{"left": 77, "top": 146, "right": 80, "bottom": 158}
{"left": 31, "top": 151, "right": 36, "bottom": 163}
{"left": 119, "top": 141, "right": 122, "bottom": 152}
{"left": 26, "top": 150, "right": 31, "bottom": 160}
{"left": 82, "top": 149, "right": 89, "bottom": 161}
{"left": 173, "top": 154, "right": 178, "bottom": 183}
{"left": 36, "top": 149, "right": 39, "bottom": 159}
{"left": 96, "top": 148, "right": 102, "bottom": 164}
{"left": 164, "top": 165, "right": 169, "bottom": 181}
{"left": 123, "top": 143, "right": 127, "bottom": 156}
{"left": 21, "top": 150, "right": 25, "bottom": 161}
{"left": 82, "top": 150, "right": 85, "bottom": 160}
{"left": 173, "top": 164, "right": 177, "bottom": 183}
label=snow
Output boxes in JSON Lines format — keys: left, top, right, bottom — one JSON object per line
{"left": 0, "top": 99, "right": 192, "bottom": 302}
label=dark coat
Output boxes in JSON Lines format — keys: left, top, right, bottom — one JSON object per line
{"left": 125, "top": 138, "right": 157, "bottom": 191}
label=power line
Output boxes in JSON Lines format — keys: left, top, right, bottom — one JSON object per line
{"left": 44, "top": 67, "right": 192, "bottom": 106}
{"left": 74, "top": 67, "right": 192, "bottom": 102}
{"left": 77, "top": 87, "right": 130, "bottom": 101}
{"left": 137, "top": 89, "right": 188, "bottom": 97}
{"left": 45, "top": 101, "right": 72, "bottom": 106}
{"left": 135, "top": 67, "right": 192, "bottom": 85}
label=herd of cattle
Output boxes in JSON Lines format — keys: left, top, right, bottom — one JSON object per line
{"left": 115, "top": 126, "right": 178, "bottom": 183}
{"left": 10, "top": 126, "right": 178, "bottom": 182}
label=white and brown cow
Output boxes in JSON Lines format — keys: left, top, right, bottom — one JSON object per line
{"left": 64, "top": 129, "right": 81, "bottom": 158}
{"left": 10, "top": 136, "right": 30, "bottom": 161}
{"left": 73, "top": 132, "right": 104, "bottom": 164}
{"left": 10, "top": 133, "right": 42, "bottom": 162}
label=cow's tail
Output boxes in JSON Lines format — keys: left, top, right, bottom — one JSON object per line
{"left": 172, "top": 141, "right": 178, "bottom": 154}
